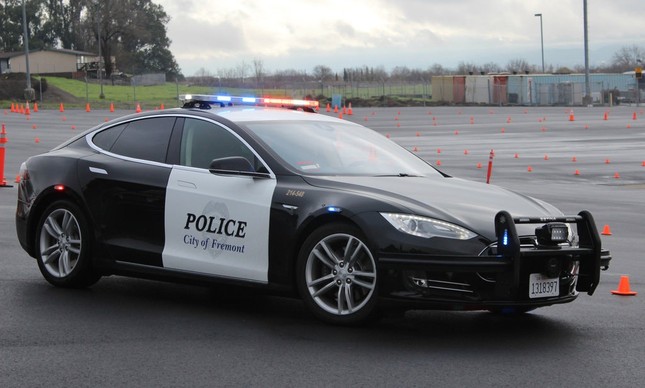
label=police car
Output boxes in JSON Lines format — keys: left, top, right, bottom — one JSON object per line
{"left": 16, "top": 95, "right": 611, "bottom": 325}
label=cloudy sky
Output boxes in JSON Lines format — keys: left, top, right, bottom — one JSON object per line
{"left": 156, "top": 0, "right": 645, "bottom": 76}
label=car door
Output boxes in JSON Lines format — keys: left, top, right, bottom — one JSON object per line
{"left": 162, "top": 117, "right": 276, "bottom": 283}
{"left": 79, "top": 116, "right": 177, "bottom": 267}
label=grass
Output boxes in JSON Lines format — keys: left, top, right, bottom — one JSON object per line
{"left": 2, "top": 76, "right": 433, "bottom": 109}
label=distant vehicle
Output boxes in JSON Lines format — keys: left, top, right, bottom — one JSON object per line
{"left": 15, "top": 95, "right": 611, "bottom": 324}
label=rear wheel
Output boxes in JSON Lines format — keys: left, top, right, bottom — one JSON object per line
{"left": 296, "top": 223, "right": 378, "bottom": 325}
{"left": 35, "top": 200, "right": 100, "bottom": 288}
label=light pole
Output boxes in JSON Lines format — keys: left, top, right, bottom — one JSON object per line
{"left": 95, "top": 2, "right": 105, "bottom": 99}
{"left": 583, "top": 0, "right": 591, "bottom": 106}
{"left": 21, "top": 0, "right": 35, "bottom": 101}
{"left": 534, "top": 13, "right": 545, "bottom": 73}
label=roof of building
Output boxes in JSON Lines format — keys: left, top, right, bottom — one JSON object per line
{"left": 0, "top": 48, "right": 96, "bottom": 59}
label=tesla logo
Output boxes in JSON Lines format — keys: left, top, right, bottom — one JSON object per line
{"left": 184, "top": 213, "right": 247, "bottom": 238}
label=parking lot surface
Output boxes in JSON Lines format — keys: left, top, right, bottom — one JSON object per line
{"left": 1, "top": 105, "right": 644, "bottom": 386}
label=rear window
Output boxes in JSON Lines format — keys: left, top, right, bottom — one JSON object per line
{"left": 95, "top": 117, "right": 176, "bottom": 163}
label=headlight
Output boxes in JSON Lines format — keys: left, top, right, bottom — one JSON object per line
{"left": 380, "top": 213, "right": 477, "bottom": 240}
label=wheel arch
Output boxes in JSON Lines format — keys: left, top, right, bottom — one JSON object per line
{"left": 26, "top": 187, "right": 93, "bottom": 257}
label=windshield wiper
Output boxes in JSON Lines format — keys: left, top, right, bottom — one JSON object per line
{"left": 374, "top": 173, "right": 419, "bottom": 177}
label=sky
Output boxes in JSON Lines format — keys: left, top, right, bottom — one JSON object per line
{"left": 156, "top": 0, "right": 645, "bottom": 76}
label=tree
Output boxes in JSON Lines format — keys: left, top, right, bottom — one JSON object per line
{"left": 506, "top": 58, "right": 532, "bottom": 74}
{"left": 456, "top": 61, "right": 478, "bottom": 75}
{"left": 43, "top": 0, "right": 85, "bottom": 51}
{"left": 610, "top": 45, "right": 645, "bottom": 73}
{"left": 235, "top": 61, "right": 250, "bottom": 83}
{"left": 312, "top": 65, "right": 333, "bottom": 82}
{"left": 252, "top": 58, "right": 265, "bottom": 87}
{"left": 1, "top": 0, "right": 56, "bottom": 52}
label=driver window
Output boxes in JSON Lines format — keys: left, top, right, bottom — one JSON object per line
{"left": 180, "top": 118, "right": 260, "bottom": 170}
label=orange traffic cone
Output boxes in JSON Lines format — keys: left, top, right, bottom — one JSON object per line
{"left": 603, "top": 111, "right": 608, "bottom": 120}
{"left": 34, "top": 102, "right": 38, "bottom": 112}
{"left": 348, "top": 103, "right": 353, "bottom": 115}
{"left": 160, "top": 103, "right": 165, "bottom": 110}
{"left": 333, "top": 105, "right": 338, "bottom": 113}
{"left": 342, "top": 105, "right": 347, "bottom": 114}
{"left": 85, "top": 103, "right": 91, "bottom": 112}
{"left": 611, "top": 275, "right": 637, "bottom": 296}
{"left": 476, "top": 162, "right": 482, "bottom": 169}
{"left": 10, "top": 103, "right": 15, "bottom": 113}
{"left": 135, "top": 103, "right": 142, "bottom": 113}
{"left": 109, "top": 102, "right": 115, "bottom": 113}
{"left": 0, "top": 123, "right": 7, "bottom": 187}
{"left": 574, "top": 169, "right": 580, "bottom": 176}
{"left": 633, "top": 112, "right": 637, "bottom": 120}
{"left": 59, "top": 102, "right": 65, "bottom": 112}
{"left": 25, "top": 102, "right": 30, "bottom": 115}
{"left": 527, "top": 166, "right": 533, "bottom": 172}
{"left": 601, "top": 225, "right": 612, "bottom": 235}
{"left": 326, "top": 103, "right": 330, "bottom": 112}
{"left": 569, "top": 110, "right": 575, "bottom": 121}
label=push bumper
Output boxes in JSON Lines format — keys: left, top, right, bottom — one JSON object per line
{"left": 378, "top": 210, "right": 610, "bottom": 307}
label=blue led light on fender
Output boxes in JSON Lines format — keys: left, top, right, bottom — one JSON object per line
{"left": 326, "top": 206, "right": 341, "bottom": 213}
{"left": 502, "top": 229, "right": 509, "bottom": 246}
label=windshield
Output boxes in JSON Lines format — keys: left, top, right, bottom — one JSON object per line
{"left": 244, "top": 120, "right": 440, "bottom": 176}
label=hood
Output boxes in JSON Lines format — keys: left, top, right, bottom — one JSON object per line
{"left": 303, "top": 175, "right": 563, "bottom": 241}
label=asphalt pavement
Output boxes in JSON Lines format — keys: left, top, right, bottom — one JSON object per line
{"left": 1, "top": 104, "right": 644, "bottom": 387}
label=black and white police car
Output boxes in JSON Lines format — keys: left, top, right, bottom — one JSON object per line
{"left": 16, "top": 95, "right": 611, "bottom": 324}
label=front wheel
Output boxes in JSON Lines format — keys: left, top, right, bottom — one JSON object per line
{"left": 296, "top": 223, "right": 378, "bottom": 325}
{"left": 35, "top": 200, "right": 101, "bottom": 288}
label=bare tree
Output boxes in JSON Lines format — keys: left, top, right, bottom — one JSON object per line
{"left": 610, "top": 45, "right": 645, "bottom": 73}
{"left": 252, "top": 58, "right": 265, "bottom": 87}
{"left": 236, "top": 61, "right": 251, "bottom": 83}
{"left": 456, "top": 61, "right": 478, "bottom": 75}
{"left": 506, "top": 58, "right": 531, "bottom": 74}
{"left": 312, "top": 65, "right": 333, "bottom": 82}
{"left": 480, "top": 62, "right": 502, "bottom": 74}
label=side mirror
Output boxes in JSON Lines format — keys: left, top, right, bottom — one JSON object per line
{"left": 208, "top": 156, "right": 270, "bottom": 178}
{"left": 209, "top": 156, "right": 254, "bottom": 172}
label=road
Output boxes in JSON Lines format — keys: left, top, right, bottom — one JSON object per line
{"left": 1, "top": 104, "right": 643, "bottom": 387}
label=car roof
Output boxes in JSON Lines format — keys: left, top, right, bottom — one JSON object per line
{"left": 196, "top": 106, "right": 352, "bottom": 124}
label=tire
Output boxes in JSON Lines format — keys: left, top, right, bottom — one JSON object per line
{"left": 35, "top": 200, "right": 101, "bottom": 288}
{"left": 296, "top": 223, "right": 378, "bottom": 325}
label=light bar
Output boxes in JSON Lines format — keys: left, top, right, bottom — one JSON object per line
{"left": 179, "top": 94, "right": 319, "bottom": 109}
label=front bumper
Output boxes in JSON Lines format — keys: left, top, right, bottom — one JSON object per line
{"left": 377, "top": 211, "right": 611, "bottom": 310}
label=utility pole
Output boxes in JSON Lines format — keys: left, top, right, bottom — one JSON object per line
{"left": 583, "top": 0, "right": 592, "bottom": 106}
{"left": 534, "top": 13, "right": 545, "bottom": 73}
{"left": 22, "top": 0, "right": 35, "bottom": 102}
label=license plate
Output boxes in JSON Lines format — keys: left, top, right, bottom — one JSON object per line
{"left": 529, "top": 273, "right": 559, "bottom": 299}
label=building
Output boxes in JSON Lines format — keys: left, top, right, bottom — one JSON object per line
{"left": 0, "top": 48, "right": 96, "bottom": 75}
{"left": 431, "top": 73, "right": 640, "bottom": 106}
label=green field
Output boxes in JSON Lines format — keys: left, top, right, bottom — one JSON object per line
{"left": 2, "top": 76, "right": 433, "bottom": 110}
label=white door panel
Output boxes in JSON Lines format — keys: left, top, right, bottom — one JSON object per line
{"left": 163, "top": 167, "right": 276, "bottom": 282}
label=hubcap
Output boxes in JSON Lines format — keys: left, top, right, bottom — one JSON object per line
{"left": 305, "top": 233, "right": 376, "bottom": 316}
{"left": 39, "top": 209, "right": 82, "bottom": 278}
